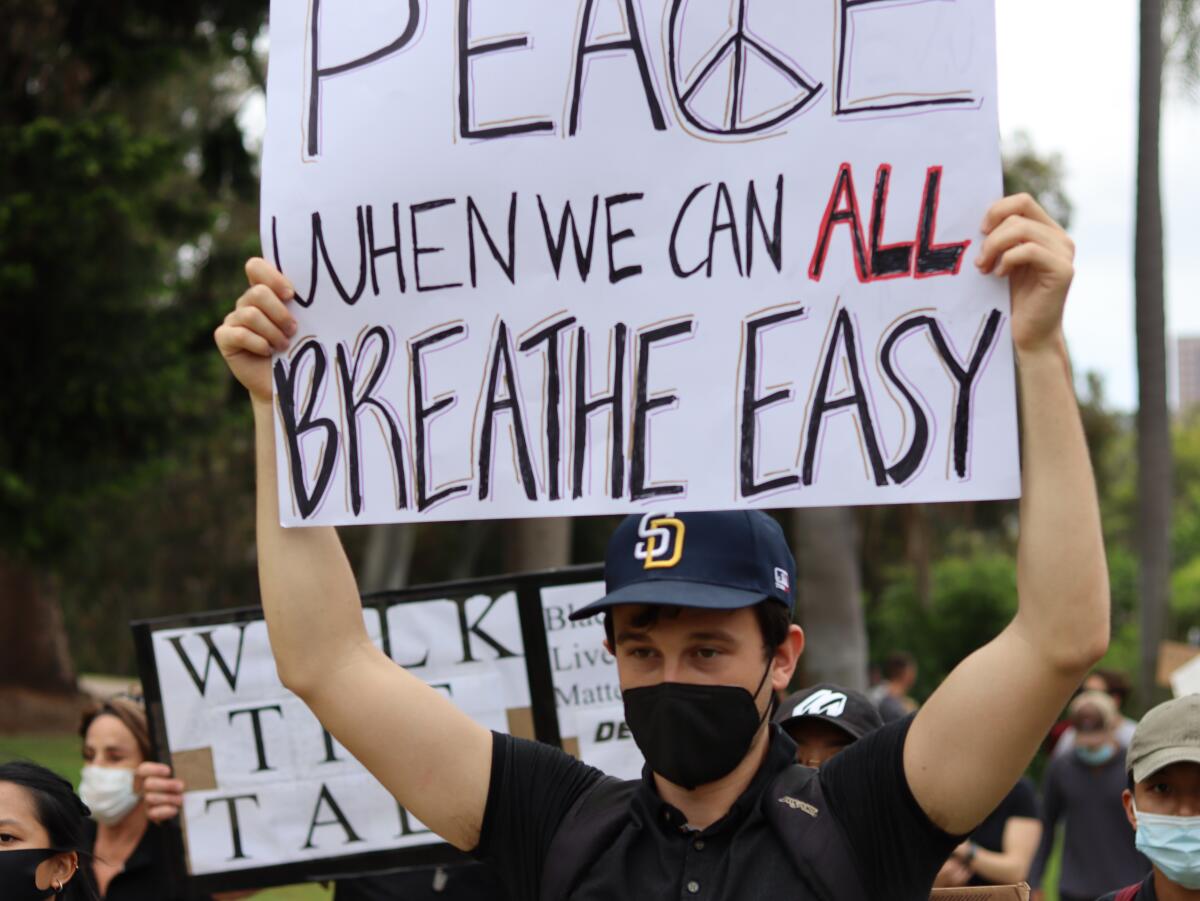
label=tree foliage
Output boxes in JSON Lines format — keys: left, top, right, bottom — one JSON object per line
{"left": 0, "top": 3, "right": 267, "bottom": 564}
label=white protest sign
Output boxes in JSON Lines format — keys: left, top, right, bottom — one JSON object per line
{"left": 542, "top": 582, "right": 644, "bottom": 779}
{"left": 1171, "top": 654, "right": 1200, "bottom": 698}
{"left": 262, "top": 0, "right": 1017, "bottom": 526}
{"left": 143, "top": 575, "right": 638, "bottom": 883}
{"left": 151, "top": 603, "right": 519, "bottom": 876}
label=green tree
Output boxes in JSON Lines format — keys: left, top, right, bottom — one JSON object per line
{"left": 0, "top": 2, "right": 268, "bottom": 692}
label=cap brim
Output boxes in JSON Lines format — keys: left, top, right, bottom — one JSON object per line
{"left": 568, "top": 579, "right": 767, "bottom": 621}
{"left": 1130, "top": 746, "right": 1200, "bottom": 783}
{"left": 774, "top": 713, "right": 865, "bottom": 742}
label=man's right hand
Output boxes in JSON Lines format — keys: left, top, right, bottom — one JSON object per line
{"left": 213, "top": 258, "right": 298, "bottom": 403}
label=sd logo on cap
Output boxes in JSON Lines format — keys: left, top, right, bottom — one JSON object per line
{"left": 634, "top": 514, "right": 686, "bottom": 570}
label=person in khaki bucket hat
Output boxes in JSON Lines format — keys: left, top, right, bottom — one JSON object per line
{"left": 1097, "top": 693, "right": 1200, "bottom": 901}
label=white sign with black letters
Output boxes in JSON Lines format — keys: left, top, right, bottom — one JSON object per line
{"left": 262, "top": 0, "right": 1018, "bottom": 527}
{"left": 146, "top": 579, "right": 640, "bottom": 880}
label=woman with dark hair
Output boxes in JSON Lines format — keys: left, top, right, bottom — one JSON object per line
{"left": 0, "top": 759, "right": 99, "bottom": 900}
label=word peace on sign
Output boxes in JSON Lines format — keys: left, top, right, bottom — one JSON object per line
{"left": 667, "top": 0, "right": 823, "bottom": 137}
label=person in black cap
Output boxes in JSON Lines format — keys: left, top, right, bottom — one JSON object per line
{"left": 216, "top": 193, "right": 1111, "bottom": 901}
{"left": 773, "top": 683, "right": 883, "bottom": 768}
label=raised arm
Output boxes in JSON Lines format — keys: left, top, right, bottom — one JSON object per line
{"left": 214, "top": 259, "right": 493, "bottom": 850}
{"left": 904, "top": 194, "right": 1110, "bottom": 835}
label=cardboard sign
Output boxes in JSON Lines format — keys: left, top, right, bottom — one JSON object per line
{"left": 930, "top": 885, "right": 1031, "bottom": 900}
{"left": 261, "top": 0, "right": 1018, "bottom": 526}
{"left": 133, "top": 566, "right": 643, "bottom": 894}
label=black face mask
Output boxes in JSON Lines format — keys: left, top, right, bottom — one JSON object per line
{"left": 0, "top": 848, "right": 59, "bottom": 901}
{"left": 623, "top": 661, "right": 773, "bottom": 790}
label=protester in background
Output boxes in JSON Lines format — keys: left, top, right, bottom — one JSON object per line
{"left": 1099, "top": 693, "right": 1200, "bottom": 901}
{"left": 1052, "top": 669, "right": 1137, "bottom": 759}
{"left": 934, "top": 776, "right": 1041, "bottom": 888}
{"left": 0, "top": 759, "right": 98, "bottom": 900}
{"left": 875, "top": 651, "right": 919, "bottom": 724}
{"left": 773, "top": 683, "right": 883, "bottom": 768}
{"left": 1029, "top": 691, "right": 1147, "bottom": 901}
{"left": 78, "top": 695, "right": 252, "bottom": 901}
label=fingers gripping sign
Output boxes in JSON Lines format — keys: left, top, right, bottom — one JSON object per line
{"left": 135, "top": 761, "right": 186, "bottom": 825}
{"left": 975, "top": 193, "right": 1076, "bottom": 356}
{"left": 213, "top": 258, "right": 298, "bottom": 404}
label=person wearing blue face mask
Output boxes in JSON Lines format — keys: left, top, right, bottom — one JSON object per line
{"left": 1030, "top": 691, "right": 1149, "bottom": 901}
{"left": 1098, "top": 694, "right": 1200, "bottom": 901}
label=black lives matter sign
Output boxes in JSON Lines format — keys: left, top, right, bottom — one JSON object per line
{"left": 261, "top": 0, "right": 1020, "bottom": 527}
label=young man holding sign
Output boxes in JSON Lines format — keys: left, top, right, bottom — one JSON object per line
{"left": 215, "top": 193, "right": 1106, "bottom": 898}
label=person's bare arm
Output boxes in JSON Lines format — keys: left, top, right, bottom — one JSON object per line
{"left": 904, "top": 194, "right": 1110, "bottom": 835}
{"left": 967, "top": 817, "right": 1042, "bottom": 885}
{"left": 214, "top": 259, "right": 493, "bottom": 851}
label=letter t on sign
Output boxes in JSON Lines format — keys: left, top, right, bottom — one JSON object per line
{"left": 307, "top": 0, "right": 422, "bottom": 158}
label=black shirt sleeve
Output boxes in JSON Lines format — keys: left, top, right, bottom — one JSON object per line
{"left": 471, "top": 731, "right": 607, "bottom": 901}
{"left": 820, "top": 714, "right": 962, "bottom": 899}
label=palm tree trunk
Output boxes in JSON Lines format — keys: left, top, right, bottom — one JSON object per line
{"left": 1136, "top": 0, "right": 1171, "bottom": 708}
{"left": 790, "top": 507, "right": 868, "bottom": 691}
{"left": 0, "top": 554, "right": 76, "bottom": 694}
{"left": 506, "top": 518, "right": 572, "bottom": 572}
{"left": 360, "top": 525, "right": 419, "bottom": 592}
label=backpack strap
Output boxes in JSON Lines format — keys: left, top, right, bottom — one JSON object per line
{"left": 1115, "top": 883, "right": 1143, "bottom": 901}
{"left": 763, "top": 764, "right": 873, "bottom": 901}
{"left": 539, "top": 776, "right": 637, "bottom": 901}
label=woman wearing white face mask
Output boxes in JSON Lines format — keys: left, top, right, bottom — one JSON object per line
{"left": 78, "top": 695, "right": 259, "bottom": 901}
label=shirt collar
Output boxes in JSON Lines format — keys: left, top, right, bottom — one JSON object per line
{"left": 636, "top": 724, "right": 798, "bottom": 836}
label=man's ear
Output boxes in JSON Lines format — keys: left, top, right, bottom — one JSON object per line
{"left": 771, "top": 625, "right": 806, "bottom": 691}
{"left": 603, "top": 638, "right": 613, "bottom": 656}
{"left": 35, "top": 850, "right": 77, "bottom": 892}
{"left": 1122, "top": 788, "right": 1137, "bottom": 831}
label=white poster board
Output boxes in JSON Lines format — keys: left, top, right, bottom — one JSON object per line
{"left": 137, "top": 573, "right": 641, "bottom": 889}
{"left": 1171, "top": 654, "right": 1200, "bottom": 698}
{"left": 261, "top": 0, "right": 1018, "bottom": 527}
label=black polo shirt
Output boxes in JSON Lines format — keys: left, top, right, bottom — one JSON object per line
{"left": 84, "top": 819, "right": 211, "bottom": 901}
{"left": 473, "top": 716, "right": 959, "bottom": 900}
{"left": 333, "top": 863, "right": 509, "bottom": 901}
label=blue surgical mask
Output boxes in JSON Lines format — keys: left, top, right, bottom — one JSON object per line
{"left": 1134, "top": 805, "right": 1200, "bottom": 890}
{"left": 1075, "top": 743, "right": 1116, "bottom": 766}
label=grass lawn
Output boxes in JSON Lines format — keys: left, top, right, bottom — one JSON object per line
{"left": 0, "top": 734, "right": 332, "bottom": 900}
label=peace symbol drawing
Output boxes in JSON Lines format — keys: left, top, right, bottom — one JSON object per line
{"left": 667, "top": 0, "right": 824, "bottom": 137}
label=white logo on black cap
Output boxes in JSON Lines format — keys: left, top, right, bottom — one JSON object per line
{"left": 774, "top": 567, "right": 790, "bottom": 592}
{"left": 792, "top": 689, "right": 848, "bottom": 719}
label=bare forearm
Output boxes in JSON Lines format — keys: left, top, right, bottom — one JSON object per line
{"left": 1013, "top": 339, "right": 1109, "bottom": 670}
{"left": 969, "top": 845, "right": 1030, "bottom": 885}
{"left": 253, "top": 399, "right": 371, "bottom": 693}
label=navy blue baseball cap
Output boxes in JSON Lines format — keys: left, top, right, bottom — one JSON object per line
{"left": 568, "top": 510, "right": 796, "bottom": 621}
